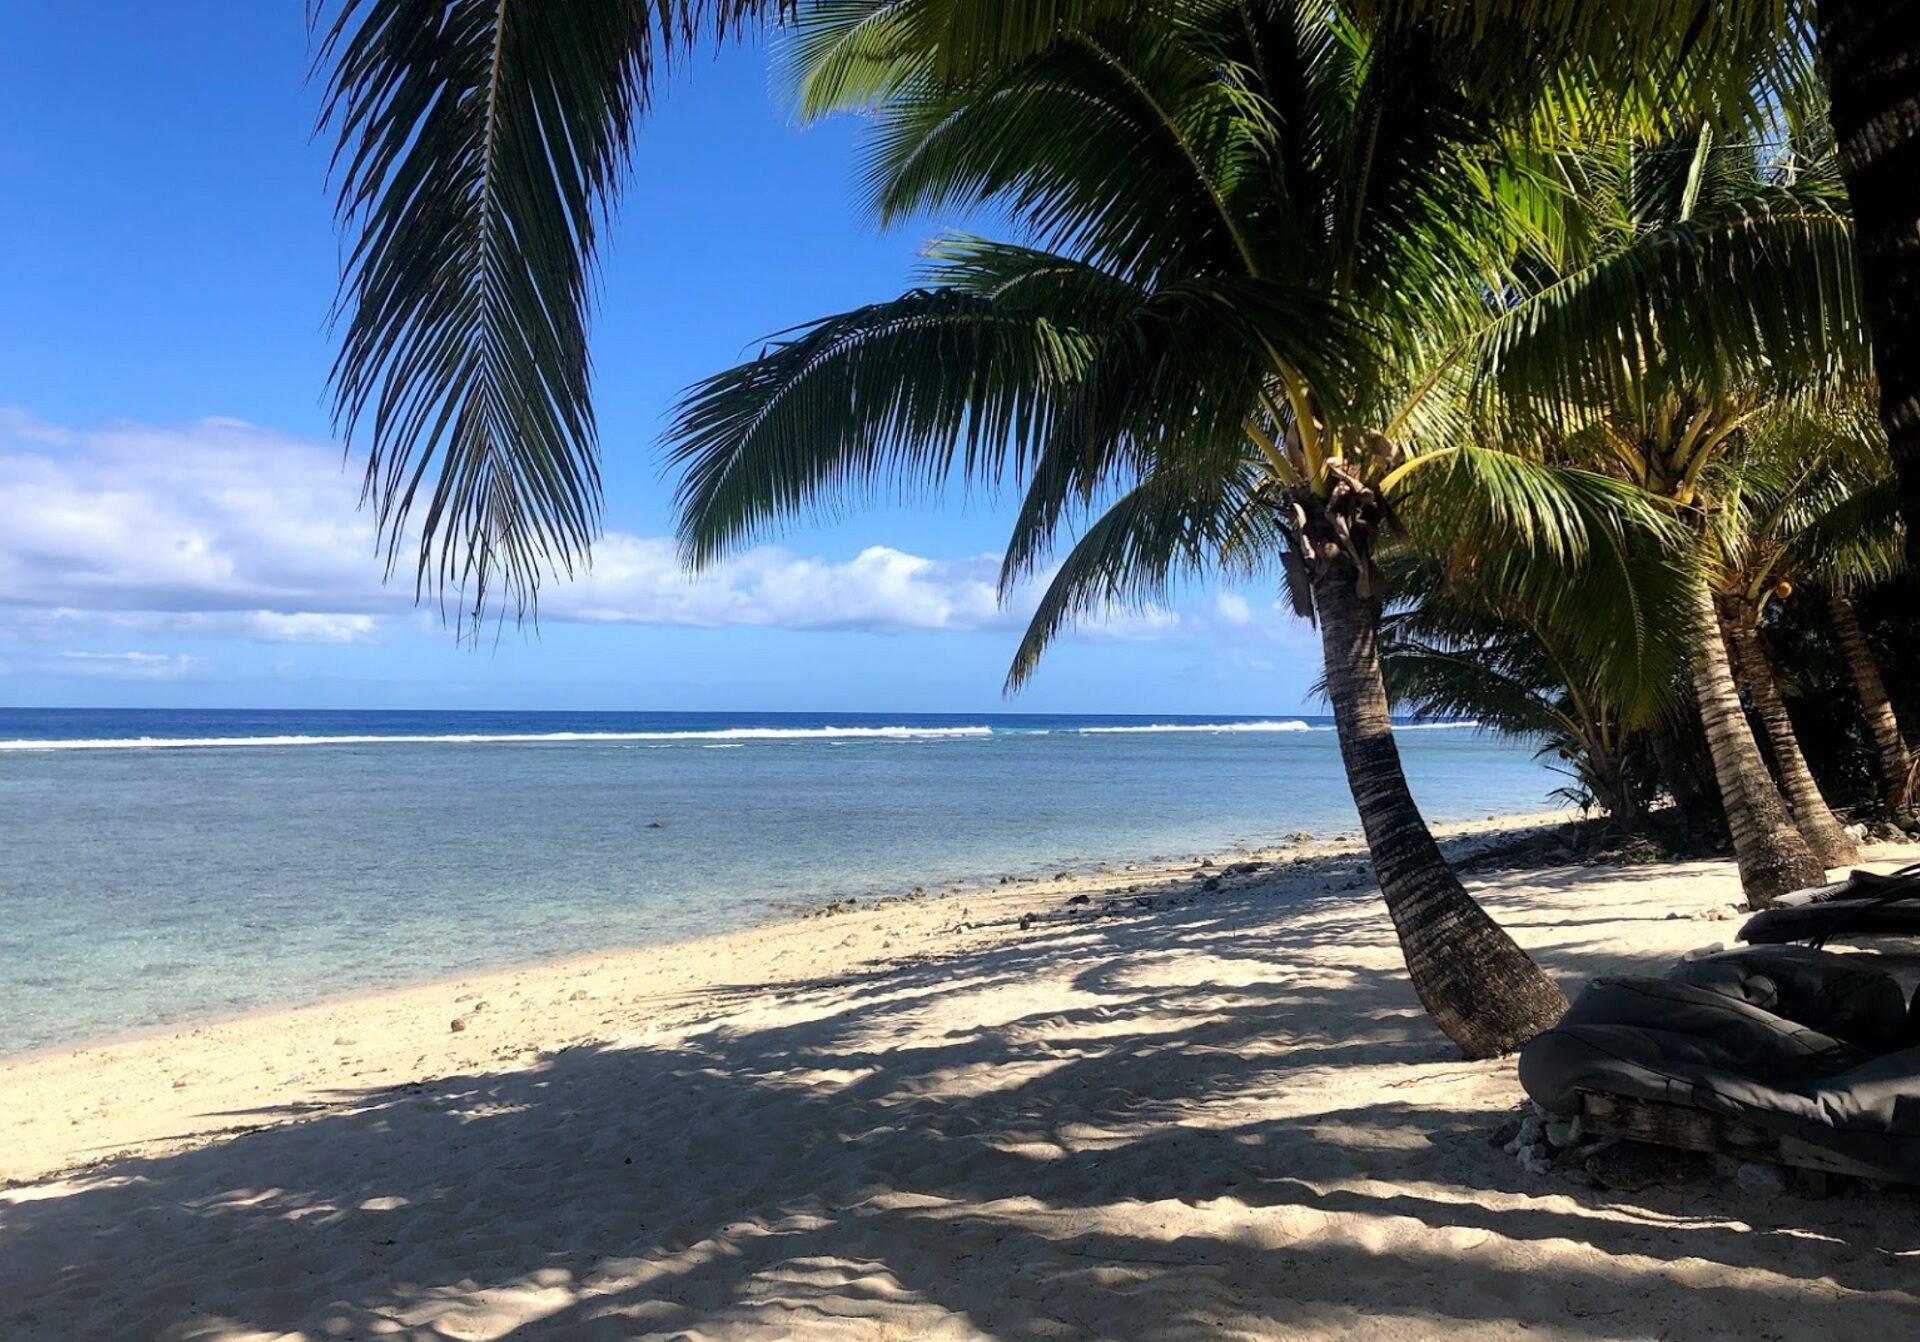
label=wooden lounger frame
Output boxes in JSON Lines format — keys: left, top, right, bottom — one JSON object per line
{"left": 1577, "top": 1091, "right": 1915, "bottom": 1184}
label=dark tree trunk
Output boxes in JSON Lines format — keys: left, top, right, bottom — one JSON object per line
{"left": 1828, "top": 585, "right": 1915, "bottom": 816}
{"left": 1686, "top": 568, "right": 1829, "bottom": 905}
{"left": 1647, "top": 710, "right": 1719, "bottom": 822}
{"left": 1717, "top": 593, "right": 1860, "bottom": 867}
{"left": 1814, "top": 1, "right": 1920, "bottom": 570}
{"left": 1313, "top": 560, "right": 1567, "bottom": 1059}
{"left": 1585, "top": 746, "right": 1644, "bottom": 833}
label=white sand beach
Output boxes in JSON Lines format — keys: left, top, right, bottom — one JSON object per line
{"left": 4, "top": 816, "right": 1919, "bottom": 1341}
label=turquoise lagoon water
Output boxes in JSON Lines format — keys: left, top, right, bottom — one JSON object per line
{"left": 0, "top": 709, "right": 1559, "bottom": 1055}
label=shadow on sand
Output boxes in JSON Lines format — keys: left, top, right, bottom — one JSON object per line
{"left": 4, "top": 863, "right": 1917, "bottom": 1340}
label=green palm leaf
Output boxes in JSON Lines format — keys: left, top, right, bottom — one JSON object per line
{"left": 1387, "top": 448, "right": 1690, "bottom": 715}
{"left": 1005, "top": 460, "right": 1277, "bottom": 689}
{"left": 668, "top": 286, "right": 1100, "bottom": 567}
{"left": 1479, "top": 184, "right": 1865, "bottom": 417}
{"left": 858, "top": 21, "right": 1273, "bottom": 280}
{"left": 313, "top": 0, "right": 761, "bottom": 627}
{"left": 1379, "top": 633, "right": 1572, "bottom": 740}
{"left": 671, "top": 235, "right": 1361, "bottom": 571}
{"left": 785, "top": 0, "right": 1147, "bottom": 118}
{"left": 1352, "top": 0, "right": 1818, "bottom": 133}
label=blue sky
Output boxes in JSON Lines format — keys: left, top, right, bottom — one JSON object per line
{"left": 0, "top": 3, "right": 1321, "bottom": 713}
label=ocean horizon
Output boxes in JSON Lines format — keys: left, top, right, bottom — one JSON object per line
{"left": 0, "top": 707, "right": 1560, "bottom": 1056}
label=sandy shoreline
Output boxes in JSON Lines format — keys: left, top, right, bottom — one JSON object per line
{"left": 5, "top": 812, "right": 1919, "bottom": 1339}
{"left": 0, "top": 810, "right": 1506, "bottom": 1072}
{"left": 0, "top": 810, "right": 1560, "bottom": 1182}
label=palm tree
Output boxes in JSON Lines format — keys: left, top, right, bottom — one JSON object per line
{"left": 1826, "top": 583, "right": 1916, "bottom": 818}
{"left": 1378, "top": 544, "right": 1688, "bottom": 835}
{"left": 311, "top": 0, "right": 1920, "bottom": 633}
{"left": 666, "top": 2, "right": 1701, "bottom": 1056}
{"left": 1359, "top": 1, "right": 1920, "bottom": 570}
{"left": 1753, "top": 435, "right": 1915, "bottom": 820}
{"left": 1476, "top": 126, "right": 1870, "bottom": 904}
{"left": 1704, "top": 435, "right": 1871, "bottom": 866}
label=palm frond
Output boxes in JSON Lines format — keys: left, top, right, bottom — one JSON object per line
{"left": 668, "top": 286, "right": 1098, "bottom": 566}
{"left": 313, "top": 0, "right": 762, "bottom": 628}
{"left": 784, "top": 0, "right": 1145, "bottom": 118}
{"left": 1005, "top": 460, "right": 1277, "bottom": 689}
{"left": 671, "top": 234, "right": 1362, "bottom": 573}
{"left": 1785, "top": 478, "right": 1905, "bottom": 589}
{"left": 1379, "top": 635, "right": 1570, "bottom": 740}
{"left": 857, "top": 22, "right": 1272, "bottom": 282}
{"left": 1387, "top": 448, "right": 1691, "bottom": 721}
{"left": 1352, "top": 0, "right": 1817, "bottom": 136}
{"left": 1478, "top": 185, "right": 1867, "bottom": 417}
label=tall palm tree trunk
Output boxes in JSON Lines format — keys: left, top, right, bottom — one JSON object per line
{"left": 1814, "top": 2, "right": 1920, "bottom": 569}
{"left": 1313, "top": 561, "right": 1567, "bottom": 1058}
{"left": 1717, "top": 594, "right": 1860, "bottom": 867}
{"left": 1827, "top": 585, "right": 1915, "bottom": 817}
{"left": 1685, "top": 568, "right": 1829, "bottom": 905}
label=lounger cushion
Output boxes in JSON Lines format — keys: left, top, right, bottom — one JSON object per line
{"left": 1740, "top": 898, "right": 1920, "bottom": 946}
{"left": 1669, "top": 946, "right": 1916, "bottom": 1053}
{"left": 1519, "top": 975, "right": 1920, "bottom": 1180}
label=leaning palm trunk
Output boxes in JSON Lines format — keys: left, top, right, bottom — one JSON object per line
{"left": 1828, "top": 585, "right": 1916, "bottom": 817}
{"left": 1717, "top": 595, "right": 1860, "bottom": 867}
{"left": 1685, "top": 569, "right": 1829, "bottom": 905}
{"left": 1313, "top": 559, "right": 1568, "bottom": 1058}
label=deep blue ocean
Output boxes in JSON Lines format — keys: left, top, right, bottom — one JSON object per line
{"left": 0, "top": 708, "right": 1559, "bottom": 1055}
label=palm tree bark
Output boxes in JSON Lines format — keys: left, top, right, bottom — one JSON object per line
{"left": 1813, "top": 1, "right": 1920, "bottom": 570}
{"left": 1313, "top": 560, "right": 1567, "bottom": 1058}
{"left": 1827, "top": 585, "right": 1915, "bottom": 817}
{"left": 1685, "top": 568, "right": 1829, "bottom": 905}
{"left": 1716, "top": 594, "right": 1859, "bottom": 868}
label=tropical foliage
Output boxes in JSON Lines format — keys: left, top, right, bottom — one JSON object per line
{"left": 1378, "top": 536, "right": 1689, "bottom": 834}
{"left": 309, "top": 0, "right": 1920, "bottom": 1053}
{"left": 1470, "top": 120, "right": 1872, "bottom": 900}
{"left": 665, "top": 0, "right": 1759, "bottom": 1055}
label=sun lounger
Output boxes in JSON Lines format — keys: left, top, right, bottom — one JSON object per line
{"left": 1739, "top": 863, "right": 1920, "bottom": 948}
{"left": 1518, "top": 943, "right": 1920, "bottom": 1182}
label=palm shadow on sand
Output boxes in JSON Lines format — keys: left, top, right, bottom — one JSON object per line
{"left": 4, "top": 863, "right": 1917, "bottom": 1340}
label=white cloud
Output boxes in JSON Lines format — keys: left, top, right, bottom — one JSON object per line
{"left": 55, "top": 651, "right": 198, "bottom": 681}
{"left": 551, "top": 537, "right": 1018, "bottom": 632}
{"left": 0, "top": 411, "right": 385, "bottom": 620}
{"left": 0, "top": 410, "right": 1179, "bottom": 646}
{"left": 1215, "top": 593, "right": 1253, "bottom": 625}
{"left": 243, "top": 612, "right": 380, "bottom": 644}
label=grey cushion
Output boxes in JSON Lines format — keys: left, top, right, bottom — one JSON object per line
{"left": 1519, "top": 973, "right": 1920, "bottom": 1181}
{"left": 1669, "top": 946, "right": 1915, "bottom": 1053}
